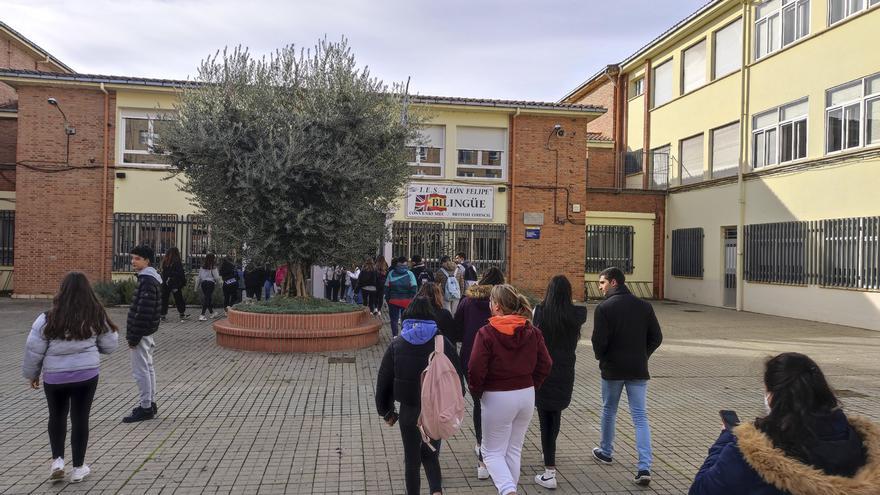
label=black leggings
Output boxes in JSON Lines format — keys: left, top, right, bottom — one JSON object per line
{"left": 399, "top": 404, "right": 442, "bottom": 494}
{"left": 246, "top": 286, "right": 262, "bottom": 300}
{"left": 469, "top": 389, "right": 482, "bottom": 458}
{"left": 222, "top": 281, "right": 238, "bottom": 308}
{"left": 201, "top": 281, "right": 216, "bottom": 315}
{"left": 537, "top": 408, "right": 562, "bottom": 466}
{"left": 361, "top": 289, "right": 379, "bottom": 312}
{"left": 44, "top": 376, "right": 98, "bottom": 467}
{"left": 161, "top": 284, "right": 186, "bottom": 317}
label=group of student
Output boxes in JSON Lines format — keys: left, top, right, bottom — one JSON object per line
{"left": 18, "top": 242, "right": 880, "bottom": 492}
{"left": 374, "top": 265, "right": 880, "bottom": 495}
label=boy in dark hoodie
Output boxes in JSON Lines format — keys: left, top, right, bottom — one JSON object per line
{"left": 123, "top": 245, "right": 162, "bottom": 423}
{"left": 375, "top": 297, "right": 464, "bottom": 495}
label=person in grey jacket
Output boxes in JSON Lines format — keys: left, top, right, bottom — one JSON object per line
{"left": 124, "top": 244, "right": 162, "bottom": 424}
{"left": 22, "top": 272, "right": 118, "bottom": 483}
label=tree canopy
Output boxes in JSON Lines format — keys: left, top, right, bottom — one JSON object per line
{"left": 162, "top": 38, "right": 420, "bottom": 296}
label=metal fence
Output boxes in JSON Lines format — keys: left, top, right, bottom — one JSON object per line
{"left": 0, "top": 210, "right": 13, "bottom": 266}
{"left": 649, "top": 150, "right": 670, "bottom": 190}
{"left": 671, "top": 227, "right": 704, "bottom": 277}
{"left": 585, "top": 225, "right": 634, "bottom": 273}
{"left": 745, "top": 216, "right": 880, "bottom": 290}
{"left": 391, "top": 222, "right": 507, "bottom": 274}
{"left": 624, "top": 150, "right": 643, "bottom": 175}
{"left": 112, "top": 213, "right": 234, "bottom": 272}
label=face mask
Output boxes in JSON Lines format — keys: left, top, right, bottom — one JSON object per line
{"left": 764, "top": 393, "right": 772, "bottom": 414}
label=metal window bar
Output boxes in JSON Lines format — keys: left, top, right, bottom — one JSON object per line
{"left": 671, "top": 228, "right": 703, "bottom": 277}
{"left": 585, "top": 225, "right": 634, "bottom": 273}
{"left": 391, "top": 222, "right": 507, "bottom": 274}
{"left": 648, "top": 151, "right": 670, "bottom": 190}
{"left": 744, "top": 221, "right": 807, "bottom": 284}
{"left": 0, "top": 210, "right": 13, "bottom": 266}
{"left": 624, "top": 150, "right": 643, "bottom": 175}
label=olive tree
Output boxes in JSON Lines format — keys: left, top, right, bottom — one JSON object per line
{"left": 162, "top": 39, "right": 420, "bottom": 297}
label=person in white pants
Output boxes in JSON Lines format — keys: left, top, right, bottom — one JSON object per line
{"left": 468, "top": 284, "right": 552, "bottom": 495}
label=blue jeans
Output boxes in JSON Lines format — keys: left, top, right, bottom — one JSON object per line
{"left": 599, "top": 379, "right": 653, "bottom": 472}
{"left": 388, "top": 304, "right": 404, "bottom": 337}
{"left": 263, "top": 280, "right": 273, "bottom": 300}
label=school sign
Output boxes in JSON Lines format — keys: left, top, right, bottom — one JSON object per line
{"left": 405, "top": 184, "right": 494, "bottom": 220}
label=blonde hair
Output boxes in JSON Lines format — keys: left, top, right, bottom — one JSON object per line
{"left": 490, "top": 284, "right": 532, "bottom": 318}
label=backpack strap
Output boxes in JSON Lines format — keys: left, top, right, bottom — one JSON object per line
{"left": 434, "top": 334, "right": 444, "bottom": 354}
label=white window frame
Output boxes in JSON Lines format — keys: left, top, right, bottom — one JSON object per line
{"left": 710, "top": 121, "right": 742, "bottom": 178}
{"left": 752, "top": 98, "right": 809, "bottom": 169}
{"left": 825, "top": 72, "right": 880, "bottom": 154}
{"left": 829, "top": 0, "right": 879, "bottom": 25}
{"left": 681, "top": 39, "right": 707, "bottom": 94}
{"left": 651, "top": 59, "right": 674, "bottom": 108}
{"left": 678, "top": 133, "right": 705, "bottom": 185}
{"left": 455, "top": 127, "right": 507, "bottom": 180}
{"left": 755, "top": 0, "right": 810, "bottom": 60}
{"left": 712, "top": 18, "right": 743, "bottom": 80}
{"left": 630, "top": 77, "right": 644, "bottom": 98}
{"left": 119, "top": 110, "right": 175, "bottom": 168}
{"left": 406, "top": 125, "right": 445, "bottom": 178}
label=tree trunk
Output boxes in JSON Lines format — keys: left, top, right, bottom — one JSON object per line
{"left": 281, "top": 261, "right": 311, "bottom": 298}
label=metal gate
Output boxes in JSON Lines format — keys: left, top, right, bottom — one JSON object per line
{"left": 723, "top": 227, "right": 737, "bottom": 308}
{"left": 391, "top": 222, "right": 506, "bottom": 273}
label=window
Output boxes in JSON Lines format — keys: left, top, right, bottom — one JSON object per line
{"left": 755, "top": 0, "right": 810, "bottom": 60}
{"left": 586, "top": 225, "right": 634, "bottom": 273}
{"left": 829, "top": 0, "right": 878, "bottom": 24}
{"left": 652, "top": 60, "right": 673, "bottom": 107}
{"left": 744, "top": 221, "right": 808, "bottom": 284}
{"left": 630, "top": 78, "right": 644, "bottom": 98}
{"left": 752, "top": 99, "right": 808, "bottom": 168}
{"left": 672, "top": 228, "right": 704, "bottom": 277}
{"left": 624, "top": 149, "right": 643, "bottom": 175}
{"left": 0, "top": 210, "right": 13, "bottom": 266}
{"left": 819, "top": 216, "right": 880, "bottom": 289}
{"left": 650, "top": 145, "right": 671, "bottom": 189}
{"left": 711, "top": 122, "right": 741, "bottom": 178}
{"left": 407, "top": 125, "right": 445, "bottom": 177}
{"left": 456, "top": 127, "right": 507, "bottom": 179}
{"left": 122, "top": 114, "right": 174, "bottom": 166}
{"left": 826, "top": 73, "right": 880, "bottom": 153}
{"left": 713, "top": 19, "right": 743, "bottom": 78}
{"left": 679, "top": 134, "right": 704, "bottom": 184}
{"left": 682, "top": 40, "right": 707, "bottom": 93}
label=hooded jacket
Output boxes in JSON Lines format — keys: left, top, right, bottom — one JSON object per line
{"left": 533, "top": 303, "right": 587, "bottom": 411}
{"left": 384, "top": 265, "right": 417, "bottom": 305}
{"left": 434, "top": 261, "right": 459, "bottom": 299}
{"left": 689, "top": 410, "right": 880, "bottom": 495}
{"left": 126, "top": 267, "right": 162, "bottom": 346}
{"left": 22, "top": 313, "right": 118, "bottom": 380}
{"left": 375, "top": 319, "right": 464, "bottom": 417}
{"left": 160, "top": 259, "right": 186, "bottom": 290}
{"left": 467, "top": 315, "right": 552, "bottom": 399}
{"left": 453, "top": 284, "right": 493, "bottom": 374}
{"left": 591, "top": 284, "right": 663, "bottom": 380}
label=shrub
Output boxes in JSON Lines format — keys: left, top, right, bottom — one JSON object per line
{"left": 93, "top": 282, "right": 120, "bottom": 306}
{"left": 233, "top": 296, "right": 362, "bottom": 314}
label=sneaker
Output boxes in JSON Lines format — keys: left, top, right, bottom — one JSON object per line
{"left": 50, "top": 457, "right": 64, "bottom": 480}
{"left": 179, "top": 314, "right": 191, "bottom": 322}
{"left": 477, "top": 465, "right": 490, "bottom": 480}
{"left": 122, "top": 406, "right": 155, "bottom": 423}
{"left": 592, "top": 447, "right": 613, "bottom": 465}
{"left": 151, "top": 402, "right": 158, "bottom": 415}
{"left": 70, "top": 465, "right": 90, "bottom": 483}
{"left": 633, "top": 470, "right": 652, "bottom": 486}
{"left": 211, "top": 311, "right": 222, "bottom": 319}
{"left": 198, "top": 315, "right": 207, "bottom": 321}
{"left": 535, "top": 470, "right": 557, "bottom": 489}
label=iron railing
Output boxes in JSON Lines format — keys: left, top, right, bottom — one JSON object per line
{"left": 624, "top": 150, "right": 643, "bottom": 175}
{"left": 0, "top": 210, "right": 13, "bottom": 266}
{"left": 112, "top": 213, "right": 235, "bottom": 271}
{"left": 672, "top": 227, "right": 704, "bottom": 277}
{"left": 648, "top": 150, "right": 670, "bottom": 190}
{"left": 391, "top": 222, "right": 507, "bottom": 274}
{"left": 585, "top": 225, "right": 634, "bottom": 273}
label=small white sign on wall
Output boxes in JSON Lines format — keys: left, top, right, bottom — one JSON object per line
{"left": 405, "top": 183, "right": 494, "bottom": 220}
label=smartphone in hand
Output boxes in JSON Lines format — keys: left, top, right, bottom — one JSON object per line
{"left": 719, "top": 409, "right": 740, "bottom": 429}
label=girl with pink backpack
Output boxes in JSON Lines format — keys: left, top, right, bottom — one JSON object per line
{"left": 375, "top": 297, "right": 465, "bottom": 495}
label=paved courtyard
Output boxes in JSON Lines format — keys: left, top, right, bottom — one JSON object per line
{"left": 1, "top": 297, "right": 879, "bottom": 494}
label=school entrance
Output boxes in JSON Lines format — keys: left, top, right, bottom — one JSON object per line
{"left": 390, "top": 222, "right": 507, "bottom": 273}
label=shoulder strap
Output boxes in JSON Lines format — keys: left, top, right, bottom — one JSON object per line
{"left": 434, "top": 334, "right": 444, "bottom": 354}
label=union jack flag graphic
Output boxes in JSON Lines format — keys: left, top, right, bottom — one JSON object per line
{"left": 414, "top": 193, "right": 447, "bottom": 212}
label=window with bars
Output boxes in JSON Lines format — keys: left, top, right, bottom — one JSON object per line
{"left": 624, "top": 150, "right": 643, "bottom": 175}
{"left": 744, "top": 221, "right": 808, "bottom": 284}
{"left": 0, "top": 210, "right": 13, "bottom": 266}
{"left": 585, "top": 225, "right": 634, "bottom": 273}
{"left": 672, "top": 228, "right": 704, "bottom": 277}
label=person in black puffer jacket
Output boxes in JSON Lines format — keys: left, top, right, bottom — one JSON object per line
{"left": 159, "top": 247, "right": 190, "bottom": 323}
{"left": 376, "top": 297, "right": 464, "bottom": 495}
{"left": 531, "top": 275, "right": 587, "bottom": 489}
{"left": 124, "top": 244, "right": 162, "bottom": 423}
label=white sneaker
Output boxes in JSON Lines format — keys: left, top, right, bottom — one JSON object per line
{"left": 535, "top": 470, "right": 557, "bottom": 489}
{"left": 211, "top": 312, "right": 221, "bottom": 319}
{"left": 70, "top": 465, "right": 90, "bottom": 483}
{"left": 477, "top": 465, "right": 490, "bottom": 480}
{"left": 198, "top": 315, "right": 207, "bottom": 321}
{"left": 50, "top": 457, "right": 64, "bottom": 480}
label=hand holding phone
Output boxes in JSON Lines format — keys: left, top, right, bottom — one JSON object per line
{"left": 719, "top": 409, "right": 740, "bottom": 429}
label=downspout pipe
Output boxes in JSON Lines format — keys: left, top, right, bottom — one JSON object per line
{"left": 508, "top": 107, "right": 520, "bottom": 283}
{"left": 100, "top": 82, "right": 110, "bottom": 282}
{"left": 736, "top": 0, "right": 751, "bottom": 311}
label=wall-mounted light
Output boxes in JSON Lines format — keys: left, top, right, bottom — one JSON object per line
{"left": 47, "top": 97, "right": 75, "bottom": 165}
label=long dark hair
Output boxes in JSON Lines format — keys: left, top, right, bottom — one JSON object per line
{"left": 417, "top": 283, "right": 443, "bottom": 310}
{"left": 755, "top": 353, "right": 839, "bottom": 463}
{"left": 161, "top": 247, "right": 181, "bottom": 269}
{"left": 403, "top": 296, "right": 437, "bottom": 321}
{"left": 44, "top": 272, "right": 118, "bottom": 340}
{"left": 478, "top": 267, "right": 505, "bottom": 286}
{"left": 202, "top": 253, "right": 216, "bottom": 270}
{"left": 538, "top": 275, "right": 580, "bottom": 349}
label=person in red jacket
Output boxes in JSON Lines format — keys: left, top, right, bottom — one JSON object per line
{"left": 468, "top": 284, "right": 552, "bottom": 495}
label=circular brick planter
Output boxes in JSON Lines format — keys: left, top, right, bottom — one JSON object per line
{"left": 213, "top": 307, "right": 381, "bottom": 352}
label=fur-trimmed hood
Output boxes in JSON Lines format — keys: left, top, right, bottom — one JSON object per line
{"left": 733, "top": 416, "right": 880, "bottom": 495}
{"left": 465, "top": 284, "right": 493, "bottom": 299}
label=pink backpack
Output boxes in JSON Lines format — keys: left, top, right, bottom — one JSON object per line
{"left": 418, "top": 335, "right": 465, "bottom": 449}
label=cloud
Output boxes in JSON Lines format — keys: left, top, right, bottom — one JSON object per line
{"left": 2, "top": 0, "right": 708, "bottom": 101}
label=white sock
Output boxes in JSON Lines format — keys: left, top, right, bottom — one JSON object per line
{"left": 544, "top": 469, "right": 556, "bottom": 478}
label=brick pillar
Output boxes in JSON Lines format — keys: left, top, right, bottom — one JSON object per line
{"left": 13, "top": 85, "right": 115, "bottom": 295}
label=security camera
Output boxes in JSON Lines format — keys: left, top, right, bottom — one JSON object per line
{"left": 47, "top": 97, "right": 58, "bottom": 105}
{"left": 553, "top": 124, "right": 565, "bottom": 137}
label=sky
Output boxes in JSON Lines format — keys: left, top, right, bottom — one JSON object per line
{"left": 3, "top": 0, "right": 708, "bottom": 102}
